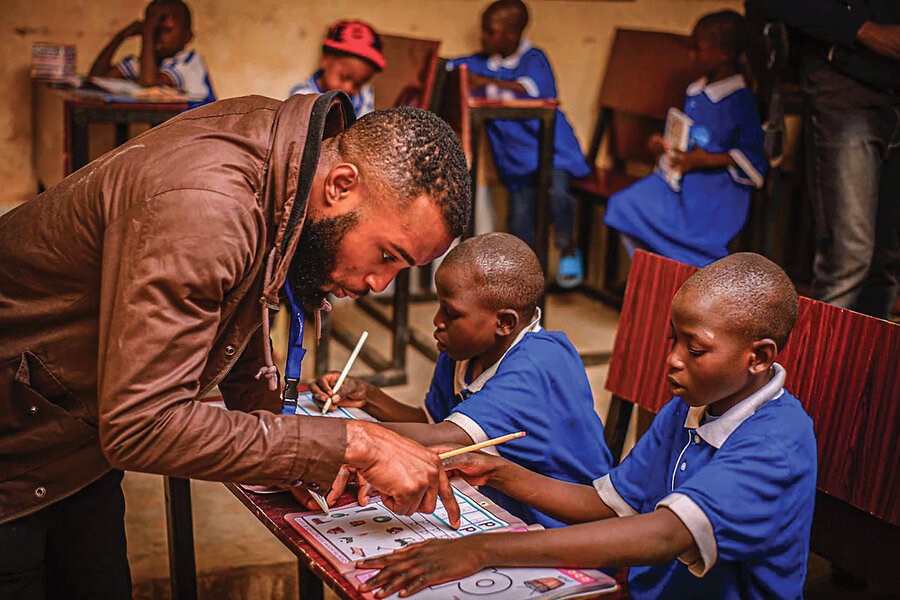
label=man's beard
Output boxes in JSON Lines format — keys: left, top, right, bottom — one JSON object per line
{"left": 288, "top": 211, "right": 359, "bottom": 305}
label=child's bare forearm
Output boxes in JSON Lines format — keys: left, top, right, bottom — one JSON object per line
{"left": 381, "top": 421, "right": 473, "bottom": 446}
{"left": 90, "top": 33, "right": 127, "bottom": 77}
{"left": 475, "top": 508, "right": 694, "bottom": 568}
{"left": 487, "top": 461, "right": 615, "bottom": 524}
{"left": 363, "top": 387, "right": 429, "bottom": 423}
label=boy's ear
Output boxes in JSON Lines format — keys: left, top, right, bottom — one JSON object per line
{"left": 323, "top": 163, "right": 361, "bottom": 207}
{"left": 495, "top": 309, "right": 519, "bottom": 337}
{"left": 748, "top": 338, "right": 777, "bottom": 375}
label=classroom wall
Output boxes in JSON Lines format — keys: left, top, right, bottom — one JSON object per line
{"left": 1, "top": 0, "right": 742, "bottom": 204}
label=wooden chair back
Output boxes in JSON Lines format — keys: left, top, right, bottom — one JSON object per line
{"left": 371, "top": 34, "right": 441, "bottom": 110}
{"left": 605, "top": 249, "right": 900, "bottom": 589}
{"left": 433, "top": 62, "right": 472, "bottom": 164}
{"left": 587, "top": 28, "right": 703, "bottom": 167}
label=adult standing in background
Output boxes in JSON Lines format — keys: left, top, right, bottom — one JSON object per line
{"left": 747, "top": 0, "right": 900, "bottom": 319}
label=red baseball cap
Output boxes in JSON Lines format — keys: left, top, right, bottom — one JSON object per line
{"left": 322, "top": 20, "right": 386, "bottom": 72}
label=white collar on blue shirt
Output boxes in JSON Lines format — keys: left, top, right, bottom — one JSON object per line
{"left": 683, "top": 362, "right": 787, "bottom": 448}
{"left": 486, "top": 38, "right": 533, "bottom": 71}
{"left": 452, "top": 307, "right": 542, "bottom": 397}
{"left": 685, "top": 74, "right": 746, "bottom": 104}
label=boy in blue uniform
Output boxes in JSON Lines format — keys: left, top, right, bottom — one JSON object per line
{"left": 605, "top": 11, "right": 766, "bottom": 267}
{"left": 447, "top": 0, "right": 590, "bottom": 288}
{"left": 89, "top": 0, "right": 215, "bottom": 106}
{"left": 358, "top": 252, "right": 818, "bottom": 600}
{"left": 313, "top": 233, "right": 612, "bottom": 528}
{"left": 289, "top": 20, "right": 385, "bottom": 117}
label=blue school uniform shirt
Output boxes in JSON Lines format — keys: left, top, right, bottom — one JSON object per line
{"left": 117, "top": 48, "right": 216, "bottom": 108}
{"left": 288, "top": 71, "right": 374, "bottom": 117}
{"left": 424, "top": 311, "right": 612, "bottom": 528}
{"left": 604, "top": 74, "right": 767, "bottom": 267}
{"left": 593, "top": 364, "right": 817, "bottom": 599}
{"left": 447, "top": 40, "right": 590, "bottom": 189}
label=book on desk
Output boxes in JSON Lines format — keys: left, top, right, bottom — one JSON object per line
{"left": 270, "top": 393, "right": 617, "bottom": 599}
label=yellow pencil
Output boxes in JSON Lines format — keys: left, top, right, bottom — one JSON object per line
{"left": 438, "top": 431, "right": 526, "bottom": 460}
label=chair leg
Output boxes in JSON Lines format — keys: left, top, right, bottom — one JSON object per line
{"left": 604, "top": 395, "right": 634, "bottom": 466}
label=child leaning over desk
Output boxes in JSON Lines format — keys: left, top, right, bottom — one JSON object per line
{"left": 605, "top": 10, "right": 766, "bottom": 268}
{"left": 288, "top": 20, "right": 385, "bottom": 117}
{"left": 89, "top": 0, "right": 215, "bottom": 106}
{"left": 358, "top": 252, "right": 817, "bottom": 599}
{"left": 446, "top": 0, "right": 590, "bottom": 289}
{"left": 312, "top": 233, "right": 612, "bottom": 529}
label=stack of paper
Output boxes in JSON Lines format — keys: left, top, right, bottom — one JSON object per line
{"left": 32, "top": 43, "right": 76, "bottom": 79}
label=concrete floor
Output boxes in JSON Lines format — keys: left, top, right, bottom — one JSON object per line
{"left": 121, "top": 289, "right": 890, "bottom": 599}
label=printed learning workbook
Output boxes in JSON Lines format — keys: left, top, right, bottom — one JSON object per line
{"left": 286, "top": 481, "right": 617, "bottom": 599}
{"left": 657, "top": 107, "right": 694, "bottom": 192}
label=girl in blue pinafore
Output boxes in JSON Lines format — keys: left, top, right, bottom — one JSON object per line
{"left": 605, "top": 10, "right": 766, "bottom": 268}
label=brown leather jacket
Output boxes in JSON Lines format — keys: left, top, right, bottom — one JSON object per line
{"left": 0, "top": 93, "right": 353, "bottom": 524}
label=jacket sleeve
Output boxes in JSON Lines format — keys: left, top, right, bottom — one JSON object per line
{"left": 745, "top": 0, "right": 868, "bottom": 46}
{"left": 96, "top": 189, "right": 345, "bottom": 487}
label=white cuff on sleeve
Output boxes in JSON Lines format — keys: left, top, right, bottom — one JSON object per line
{"left": 592, "top": 474, "right": 638, "bottom": 517}
{"left": 656, "top": 492, "right": 717, "bottom": 577}
{"left": 444, "top": 413, "right": 499, "bottom": 455}
{"left": 728, "top": 149, "right": 764, "bottom": 188}
{"left": 516, "top": 76, "right": 540, "bottom": 98}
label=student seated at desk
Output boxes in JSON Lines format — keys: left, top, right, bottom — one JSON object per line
{"left": 446, "top": 0, "right": 590, "bottom": 289}
{"left": 358, "top": 252, "right": 818, "bottom": 600}
{"left": 312, "top": 233, "right": 612, "bottom": 528}
{"left": 288, "top": 20, "right": 385, "bottom": 117}
{"left": 89, "top": 0, "right": 216, "bottom": 106}
{"left": 604, "top": 11, "right": 766, "bottom": 268}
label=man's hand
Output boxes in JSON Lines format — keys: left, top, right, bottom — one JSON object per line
{"left": 358, "top": 538, "right": 486, "bottom": 598}
{"left": 857, "top": 21, "right": 900, "bottom": 62}
{"left": 310, "top": 372, "right": 370, "bottom": 410}
{"left": 345, "top": 421, "right": 460, "bottom": 528}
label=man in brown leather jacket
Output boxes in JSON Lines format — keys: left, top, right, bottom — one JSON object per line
{"left": 0, "top": 92, "right": 471, "bottom": 598}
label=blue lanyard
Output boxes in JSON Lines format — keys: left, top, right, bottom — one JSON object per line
{"left": 281, "top": 280, "right": 306, "bottom": 415}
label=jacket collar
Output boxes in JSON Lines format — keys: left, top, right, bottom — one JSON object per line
{"left": 486, "top": 39, "right": 532, "bottom": 71}
{"left": 453, "top": 308, "right": 542, "bottom": 397}
{"left": 685, "top": 74, "right": 745, "bottom": 103}
{"left": 684, "top": 363, "right": 787, "bottom": 448}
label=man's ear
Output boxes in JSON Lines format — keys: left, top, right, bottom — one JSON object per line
{"left": 748, "top": 338, "right": 777, "bottom": 375}
{"left": 496, "top": 309, "right": 519, "bottom": 337}
{"left": 323, "top": 163, "right": 361, "bottom": 208}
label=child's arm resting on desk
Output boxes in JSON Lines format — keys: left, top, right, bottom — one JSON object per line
{"left": 89, "top": 20, "right": 144, "bottom": 78}
{"left": 359, "top": 510, "right": 694, "bottom": 598}
{"left": 311, "top": 373, "right": 428, "bottom": 423}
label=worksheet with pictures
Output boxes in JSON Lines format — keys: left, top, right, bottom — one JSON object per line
{"left": 355, "top": 566, "right": 618, "bottom": 599}
{"left": 287, "top": 481, "right": 523, "bottom": 565}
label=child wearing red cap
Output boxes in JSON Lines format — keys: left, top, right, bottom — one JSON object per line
{"left": 289, "top": 19, "right": 386, "bottom": 117}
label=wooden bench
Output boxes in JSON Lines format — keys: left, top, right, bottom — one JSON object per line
{"left": 572, "top": 29, "right": 703, "bottom": 305}
{"left": 604, "top": 249, "right": 900, "bottom": 592}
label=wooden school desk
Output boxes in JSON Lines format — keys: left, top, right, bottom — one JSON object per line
{"left": 32, "top": 81, "right": 186, "bottom": 190}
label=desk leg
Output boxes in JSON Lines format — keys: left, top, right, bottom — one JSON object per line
{"left": 315, "top": 310, "right": 331, "bottom": 377}
{"left": 164, "top": 476, "right": 198, "bottom": 600}
{"left": 534, "top": 111, "right": 556, "bottom": 277}
{"left": 299, "top": 562, "right": 324, "bottom": 600}
{"left": 467, "top": 114, "right": 482, "bottom": 240}
{"left": 391, "top": 269, "right": 410, "bottom": 375}
{"left": 70, "top": 108, "right": 90, "bottom": 173}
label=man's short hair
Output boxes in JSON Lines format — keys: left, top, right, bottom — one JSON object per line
{"left": 485, "top": 0, "right": 529, "bottom": 35}
{"left": 333, "top": 106, "right": 471, "bottom": 238}
{"left": 440, "top": 233, "right": 544, "bottom": 317}
{"left": 678, "top": 252, "right": 798, "bottom": 351}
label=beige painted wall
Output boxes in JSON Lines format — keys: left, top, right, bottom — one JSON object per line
{"left": 2, "top": 0, "right": 741, "bottom": 204}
